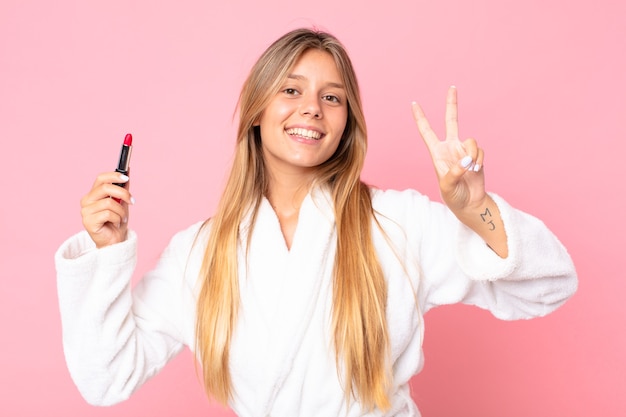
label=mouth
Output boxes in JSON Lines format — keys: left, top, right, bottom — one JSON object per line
{"left": 285, "top": 127, "right": 323, "bottom": 140}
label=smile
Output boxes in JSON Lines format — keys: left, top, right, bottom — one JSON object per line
{"left": 285, "top": 127, "right": 323, "bottom": 140}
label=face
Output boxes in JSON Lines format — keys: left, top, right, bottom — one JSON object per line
{"left": 257, "top": 49, "right": 348, "bottom": 178}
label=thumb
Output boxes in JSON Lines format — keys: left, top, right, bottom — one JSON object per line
{"left": 439, "top": 155, "right": 473, "bottom": 193}
{"left": 451, "top": 154, "right": 474, "bottom": 177}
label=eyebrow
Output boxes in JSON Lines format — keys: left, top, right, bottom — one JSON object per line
{"left": 287, "top": 74, "right": 345, "bottom": 89}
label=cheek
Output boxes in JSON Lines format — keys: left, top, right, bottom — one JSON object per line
{"left": 333, "top": 110, "right": 349, "bottom": 138}
{"left": 258, "top": 103, "right": 287, "bottom": 139}
{"left": 263, "top": 101, "right": 293, "bottom": 125}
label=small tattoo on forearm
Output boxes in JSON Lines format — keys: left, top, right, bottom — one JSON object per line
{"left": 480, "top": 207, "right": 496, "bottom": 231}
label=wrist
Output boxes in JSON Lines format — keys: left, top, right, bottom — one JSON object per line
{"left": 454, "top": 196, "right": 509, "bottom": 258}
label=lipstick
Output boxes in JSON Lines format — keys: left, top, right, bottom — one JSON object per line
{"left": 116, "top": 133, "right": 133, "bottom": 177}
{"left": 113, "top": 133, "right": 133, "bottom": 201}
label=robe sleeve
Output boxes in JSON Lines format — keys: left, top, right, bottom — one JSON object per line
{"left": 54, "top": 222, "right": 204, "bottom": 406}
{"left": 373, "top": 189, "right": 578, "bottom": 319}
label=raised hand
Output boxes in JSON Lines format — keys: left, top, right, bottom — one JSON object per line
{"left": 411, "top": 86, "right": 486, "bottom": 214}
{"left": 412, "top": 86, "right": 508, "bottom": 257}
{"left": 80, "top": 172, "right": 134, "bottom": 248}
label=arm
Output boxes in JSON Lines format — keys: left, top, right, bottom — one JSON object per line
{"left": 423, "top": 192, "right": 577, "bottom": 319}
{"left": 372, "top": 188, "right": 577, "bottom": 320}
{"left": 55, "top": 224, "right": 204, "bottom": 405}
{"left": 405, "top": 87, "right": 576, "bottom": 316}
{"left": 56, "top": 173, "right": 201, "bottom": 405}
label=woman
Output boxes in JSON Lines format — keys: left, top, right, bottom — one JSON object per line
{"left": 55, "top": 28, "right": 577, "bottom": 416}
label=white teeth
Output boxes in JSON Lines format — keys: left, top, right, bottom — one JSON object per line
{"left": 286, "top": 128, "right": 322, "bottom": 140}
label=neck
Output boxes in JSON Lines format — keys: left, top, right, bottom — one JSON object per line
{"left": 265, "top": 170, "right": 314, "bottom": 251}
{"left": 264, "top": 164, "right": 316, "bottom": 216}
{"left": 266, "top": 179, "right": 310, "bottom": 217}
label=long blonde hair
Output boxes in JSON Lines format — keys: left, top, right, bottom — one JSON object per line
{"left": 195, "top": 28, "right": 391, "bottom": 411}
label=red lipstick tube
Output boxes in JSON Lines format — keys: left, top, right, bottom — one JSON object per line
{"left": 114, "top": 133, "right": 133, "bottom": 186}
{"left": 112, "top": 134, "right": 132, "bottom": 202}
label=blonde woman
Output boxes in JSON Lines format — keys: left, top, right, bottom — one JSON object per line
{"left": 56, "top": 28, "right": 577, "bottom": 416}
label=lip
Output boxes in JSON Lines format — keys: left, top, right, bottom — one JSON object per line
{"left": 285, "top": 125, "right": 325, "bottom": 141}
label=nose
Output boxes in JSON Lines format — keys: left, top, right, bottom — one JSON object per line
{"left": 300, "top": 95, "right": 322, "bottom": 119}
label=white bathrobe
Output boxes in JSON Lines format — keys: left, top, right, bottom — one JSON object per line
{"left": 55, "top": 188, "right": 577, "bottom": 416}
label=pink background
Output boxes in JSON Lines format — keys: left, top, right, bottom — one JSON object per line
{"left": 1, "top": 0, "right": 624, "bottom": 415}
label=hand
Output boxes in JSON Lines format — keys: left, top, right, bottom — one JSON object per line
{"left": 411, "top": 86, "right": 487, "bottom": 214}
{"left": 80, "top": 172, "right": 134, "bottom": 248}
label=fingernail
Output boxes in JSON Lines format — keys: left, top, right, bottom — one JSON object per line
{"left": 119, "top": 174, "right": 129, "bottom": 182}
{"left": 122, "top": 217, "right": 128, "bottom": 224}
{"left": 473, "top": 163, "right": 481, "bottom": 172}
{"left": 460, "top": 155, "right": 473, "bottom": 168}
{"left": 130, "top": 196, "right": 136, "bottom": 205}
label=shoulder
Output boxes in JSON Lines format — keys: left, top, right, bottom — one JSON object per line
{"left": 368, "top": 187, "right": 458, "bottom": 247}
{"left": 370, "top": 187, "right": 436, "bottom": 217}
{"left": 171, "top": 220, "right": 208, "bottom": 243}
{"left": 161, "top": 220, "right": 210, "bottom": 261}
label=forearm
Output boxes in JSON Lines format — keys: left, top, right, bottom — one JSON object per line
{"left": 454, "top": 195, "right": 508, "bottom": 258}
{"left": 56, "top": 227, "right": 197, "bottom": 405}
{"left": 56, "top": 231, "right": 139, "bottom": 404}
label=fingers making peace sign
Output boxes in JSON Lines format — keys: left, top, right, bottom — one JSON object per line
{"left": 411, "top": 86, "right": 488, "bottom": 214}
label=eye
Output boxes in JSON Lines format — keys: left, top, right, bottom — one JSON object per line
{"left": 282, "top": 88, "right": 299, "bottom": 96}
{"left": 322, "top": 95, "right": 341, "bottom": 104}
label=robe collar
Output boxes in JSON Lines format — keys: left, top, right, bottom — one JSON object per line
{"left": 232, "top": 186, "right": 337, "bottom": 415}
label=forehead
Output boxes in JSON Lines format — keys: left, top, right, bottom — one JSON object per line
{"left": 288, "top": 49, "right": 343, "bottom": 84}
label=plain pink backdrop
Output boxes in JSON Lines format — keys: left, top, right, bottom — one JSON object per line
{"left": 1, "top": 0, "right": 624, "bottom": 415}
